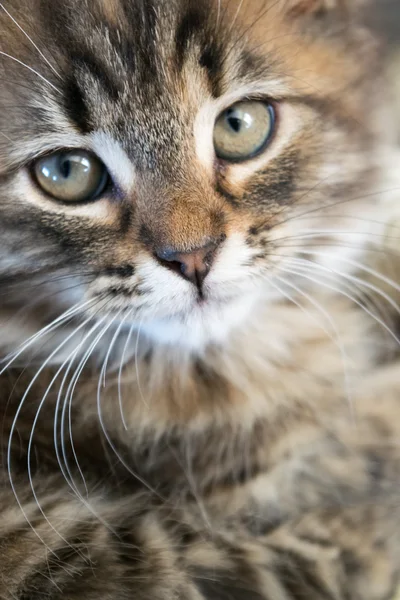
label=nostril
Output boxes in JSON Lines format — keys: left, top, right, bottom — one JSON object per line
{"left": 154, "top": 254, "right": 185, "bottom": 277}
{"left": 168, "top": 259, "right": 186, "bottom": 277}
{"left": 218, "top": 233, "right": 227, "bottom": 244}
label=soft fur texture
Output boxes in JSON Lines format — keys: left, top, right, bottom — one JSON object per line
{"left": 1, "top": 0, "right": 400, "bottom": 598}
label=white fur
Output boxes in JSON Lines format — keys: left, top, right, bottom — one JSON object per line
{"left": 90, "top": 131, "right": 136, "bottom": 192}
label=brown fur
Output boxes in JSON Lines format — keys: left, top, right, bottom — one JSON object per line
{"left": 0, "top": 0, "right": 400, "bottom": 598}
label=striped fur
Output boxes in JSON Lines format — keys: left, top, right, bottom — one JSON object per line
{"left": 1, "top": 0, "right": 400, "bottom": 598}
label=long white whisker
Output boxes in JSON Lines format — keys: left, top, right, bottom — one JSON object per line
{"left": 101, "top": 312, "right": 130, "bottom": 386}
{"left": 283, "top": 256, "right": 400, "bottom": 318}
{"left": 60, "top": 317, "right": 111, "bottom": 497}
{"left": 273, "top": 230, "right": 387, "bottom": 242}
{"left": 279, "top": 265, "right": 400, "bottom": 347}
{"left": 96, "top": 313, "right": 126, "bottom": 431}
{"left": 291, "top": 213, "right": 400, "bottom": 232}
{"left": 48, "top": 316, "right": 121, "bottom": 535}
{"left": 297, "top": 250, "right": 400, "bottom": 294}
{"left": 1, "top": 298, "right": 94, "bottom": 371}
{"left": 134, "top": 317, "right": 148, "bottom": 408}
{"left": 7, "top": 312, "right": 97, "bottom": 553}
{"left": 280, "top": 257, "right": 393, "bottom": 329}
{"left": 0, "top": 51, "right": 62, "bottom": 93}
{"left": 273, "top": 187, "right": 400, "bottom": 229}
{"left": 216, "top": 0, "right": 221, "bottom": 28}
{"left": 118, "top": 321, "right": 136, "bottom": 431}
{"left": 54, "top": 316, "right": 123, "bottom": 536}
{"left": 0, "top": 3, "right": 61, "bottom": 78}
{"left": 96, "top": 331, "right": 165, "bottom": 502}
{"left": 26, "top": 314, "right": 100, "bottom": 558}
{"left": 167, "top": 439, "right": 213, "bottom": 532}
{"left": 271, "top": 272, "right": 353, "bottom": 413}
{"left": 228, "top": 0, "right": 245, "bottom": 32}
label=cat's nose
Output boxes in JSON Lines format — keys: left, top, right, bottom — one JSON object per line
{"left": 155, "top": 238, "right": 224, "bottom": 288}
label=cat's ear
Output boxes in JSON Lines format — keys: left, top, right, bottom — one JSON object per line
{"left": 285, "top": 0, "right": 367, "bottom": 18}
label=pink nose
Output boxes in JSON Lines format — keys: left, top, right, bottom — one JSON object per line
{"left": 155, "top": 240, "right": 221, "bottom": 289}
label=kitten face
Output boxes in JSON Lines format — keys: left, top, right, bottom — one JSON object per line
{"left": 0, "top": 0, "right": 386, "bottom": 354}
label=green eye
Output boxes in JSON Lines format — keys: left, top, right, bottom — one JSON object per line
{"left": 33, "top": 150, "right": 108, "bottom": 202}
{"left": 213, "top": 101, "right": 275, "bottom": 162}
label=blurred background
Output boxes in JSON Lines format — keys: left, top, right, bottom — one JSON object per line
{"left": 372, "top": 0, "right": 400, "bottom": 140}
{"left": 371, "top": 0, "right": 399, "bottom": 46}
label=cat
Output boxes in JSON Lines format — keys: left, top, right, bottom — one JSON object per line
{"left": 1, "top": 0, "right": 400, "bottom": 598}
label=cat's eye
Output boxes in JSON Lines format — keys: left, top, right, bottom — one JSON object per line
{"left": 213, "top": 101, "right": 275, "bottom": 162}
{"left": 32, "top": 150, "right": 108, "bottom": 203}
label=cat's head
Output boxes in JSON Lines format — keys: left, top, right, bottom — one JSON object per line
{"left": 0, "top": 0, "right": 390, "bottom": 358}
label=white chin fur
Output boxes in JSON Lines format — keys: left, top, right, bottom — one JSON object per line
{"left": 140, "top": 291, "right": 262, "bottom": 350}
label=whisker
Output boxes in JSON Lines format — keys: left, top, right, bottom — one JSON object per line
{"left": 228, "top": 0, "right": 245, "bottom": 33}
{"left": 0, "top": 3, "right": 61, "bottom": 78}
{"left": 7, "top": 310, "right": 99, "bottom": 554}
{"left": 52, "top": 318, "right": 122, "bottom": 537}
{"left": 274, "top": 187, "right": 400, "bottom": 230}
{"left": 279, "top": 264, "right": 400, "bottom": 348}
{"left": 1, "top": 298, "right": 95, "bottom": 370}
{"left": 289, "top": 214, "right": 400, "bottom": 232}
{"left": 297, "top": 250, "right": 400, "bottom": 294}
{"left": 26, "top": 314, "right": 101, "bottom": 559}
{"left": 96, "top": 327, "right": 166, "bottom": 502}
{"left": 118, "top": 321, "right": 136, "bottom": 431}
{"left": 223, "top": 0, "right": 281, "bottom": 62}
{"left": 59, "top": 316, "right": 111, "bottom": 497}
{"left": 269, "top": 242, "right": 398, "bottom": 258}
{"left": 0, "top": 270, "right": 94, "bottom": 297}
{"left": 279, "top": 256, "right": 395, "bottom": 331}
{"left": 1, "top": 282, "right": 92, "bottom": 352}
{"left": 283, "top": 255, "right": 400, "bottom": 318}
{"left": 0, "top": 50, "right": 62, "bottom": 94}
{"left": 134, "top": 317, "right": 148, "bottom": 409}
{"left": 252, "top": 180, "right": 400, "bottom": 235}
{"left": 0, "top": 273, "right": 94, "bottom": 300}
{"left": 270, "top": 272, "right": 353, "bottom": 414}
{"left": 216, "top": 0, "right": 222, "bottom": 29}
{"left": 101, "top": 312, "right": 131, "bottom": 386}
{"left": 0, "top": 130, "right": 12, "bottom": 142}
{"left": 97, "top": 318, "right": 125, "bottom": 398}
{"left": 272, "top": 229, "right": 393, "bottom": 243}
{"left": 167, "top": 439, "right": 213, "bottom": 533}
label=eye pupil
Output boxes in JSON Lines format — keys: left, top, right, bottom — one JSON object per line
{"left": 227, "top": 115, "right": 242, "bottom": 133}
{"left": 60, "top": 158, "right": 71, "bottom": 179}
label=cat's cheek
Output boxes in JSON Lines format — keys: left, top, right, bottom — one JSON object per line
{"left": 206, "top": 232, "right": 260, "bottom": 288}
